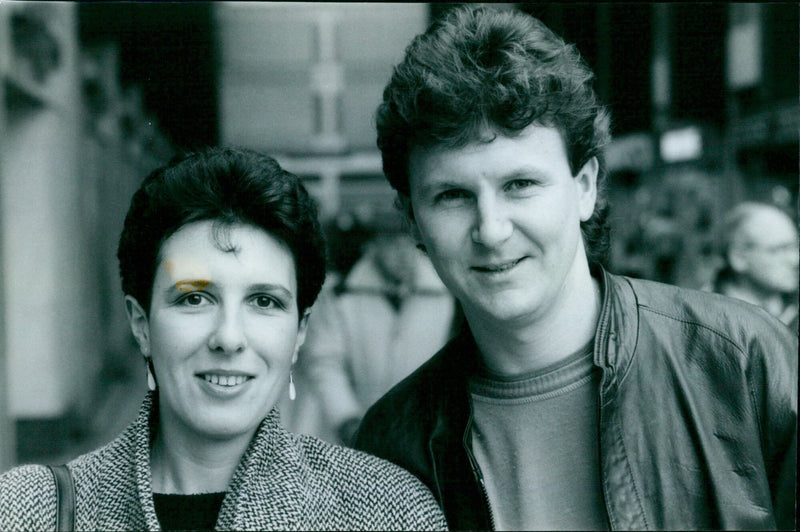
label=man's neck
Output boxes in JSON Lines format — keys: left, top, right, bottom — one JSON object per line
{"left": 466, "top": 268, "right": 602, "bottom": 377}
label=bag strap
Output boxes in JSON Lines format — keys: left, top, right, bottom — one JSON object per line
{"left": 47, "top": 464, "right": 75, "bottom": 532}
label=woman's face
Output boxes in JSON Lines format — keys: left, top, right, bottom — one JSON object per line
{"left": 126, "top": 220, "right": 307, "bottom": 442}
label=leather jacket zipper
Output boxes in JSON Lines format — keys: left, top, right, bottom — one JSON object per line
{"left": 476, "top": 470, "right": 497, "bottom": 531}
{"left": 463, "top": 427, "right": 496, "bottom": 530}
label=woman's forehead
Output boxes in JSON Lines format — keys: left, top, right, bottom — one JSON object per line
{"left": 156, "top": 221, "right": 295, "bottom": 283}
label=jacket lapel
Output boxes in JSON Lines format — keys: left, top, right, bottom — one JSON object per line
{"left": 217, "top": 409, "right": 310, "bottom": 530}
{"left": 429, "top": 331, "right": 493, "bottom": 530}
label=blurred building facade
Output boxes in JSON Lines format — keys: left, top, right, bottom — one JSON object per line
{"left": 0, "top": 2, "right": 797, "bottom": 472}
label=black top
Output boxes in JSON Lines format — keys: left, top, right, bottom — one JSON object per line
{"left": 153, "top": 492, "right": 226, "bottom": 531}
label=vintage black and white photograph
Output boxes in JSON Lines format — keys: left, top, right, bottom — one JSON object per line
{"left": 0, "top": 2, "right": 796, "bottom": 530}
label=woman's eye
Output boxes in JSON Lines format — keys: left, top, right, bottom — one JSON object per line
{"left": 179, "top": 292, "right": 209, "bottom": 306}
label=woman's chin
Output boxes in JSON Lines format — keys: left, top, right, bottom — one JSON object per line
{"left": 190, "top": 417, "right": 263, "bottom": 443}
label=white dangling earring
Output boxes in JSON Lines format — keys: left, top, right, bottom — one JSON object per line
{"left": 145, "top": 358, "right": 157, "bottom": 392}
{"left": 288, "top": 371, "right": 296, "bottom": 401}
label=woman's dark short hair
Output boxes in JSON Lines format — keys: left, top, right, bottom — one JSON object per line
{"left": 376, "top": 6, "right": 612, "bottom": 265}
{"left": 117, "top": 147, "right": 326, "bottom": 316}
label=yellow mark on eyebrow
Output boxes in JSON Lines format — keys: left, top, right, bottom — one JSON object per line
{"left": 175, "top": 280, "right": 211, "bottom": 293}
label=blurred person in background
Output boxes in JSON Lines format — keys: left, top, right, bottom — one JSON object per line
{"left": 298, "top": 217, "right": 458, "bottom": 445}
{"left": 0, "top": 148, "right": 447, "bottom": 531}
{"left": 354, "top": 6, "right": 797, "bottom": 530}
{"left": 713, "top": 201, "right": 799, "bottom": 331}
{"left": 617, "top": 167, "right": 722, "bottom": 289}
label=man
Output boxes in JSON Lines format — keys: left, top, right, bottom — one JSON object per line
{"left": 298, "top": 221, "right": 457, "bottom": 445}
{"left": 354, "top": 6, "right": 796, "bottom": 530}
{"left": 713, "top": 202, "right": 799, "bottom": 330}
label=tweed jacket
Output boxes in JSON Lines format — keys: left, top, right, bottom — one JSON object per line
{"left": 0, "top": 393, "right": 448, "bottom": 531}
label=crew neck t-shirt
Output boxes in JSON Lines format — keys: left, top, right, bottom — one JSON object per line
{"left": 153, "top": 491, "right": 226, "bottom": 531}
{"left": 468, "top": 343, "right": 608, "bottom": 531}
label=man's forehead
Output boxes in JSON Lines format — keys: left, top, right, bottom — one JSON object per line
{"left": 749, "top": 210, "right": 795, "bottom": 232}
{"left": 739, "top": 210, "right": 798, "bottom": 246}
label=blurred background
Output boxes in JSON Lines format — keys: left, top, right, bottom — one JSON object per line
{"left": 0, "top": 2, "right": 797, "bottom": 471}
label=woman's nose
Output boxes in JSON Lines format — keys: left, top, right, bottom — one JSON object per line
{"left": 472, "top": 195, "right": 513, "bottom": 248}
{"left": 208, "top": 306, "right": 246, "bottom": 354}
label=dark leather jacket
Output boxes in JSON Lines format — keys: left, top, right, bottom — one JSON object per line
{"left": 355, "top": 269, "right": 797, "bottom": 530}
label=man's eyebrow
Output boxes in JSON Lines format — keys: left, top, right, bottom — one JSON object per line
{"left": 417, "top": 167, "right": 550, "bottom": 196}
{"left": 417, "top": 180, "right": 464, "bottom": 196}
{"left": 503, "top": 166, "right": 551, "bottom": 181}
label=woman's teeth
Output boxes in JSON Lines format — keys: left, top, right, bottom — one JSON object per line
{"left": 203, "top": 374, "right": 249, "bottom": 386}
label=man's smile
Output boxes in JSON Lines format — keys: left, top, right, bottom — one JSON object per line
{"left": 471, "top": 257, "right": 526, "bottom": 274}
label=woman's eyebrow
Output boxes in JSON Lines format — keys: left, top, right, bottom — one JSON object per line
{"left": 250, "top": 283, "right": 294, "bottom": 299}
{"left": 174, "top": 279, "right": 212, "bottom": 293}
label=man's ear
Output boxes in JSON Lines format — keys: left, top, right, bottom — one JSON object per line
{"left": 125, "top": 295, "right": 150, "bottom": 355}
{"left": 575, "top": 156, "right": 599, "bottom": 222}
{"left": 292, "top": 309, "right": 312, "bottom": 365}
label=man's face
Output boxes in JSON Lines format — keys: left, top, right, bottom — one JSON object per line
{"left": 406, "top": 124, "right": 597, "bottom": 325}
{"left": 734, "top": 209, "right": 799, "bottom": 295}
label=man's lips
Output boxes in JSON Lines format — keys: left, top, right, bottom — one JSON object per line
{"left": 471, "top": 257, "right": 525, "bottom": 273}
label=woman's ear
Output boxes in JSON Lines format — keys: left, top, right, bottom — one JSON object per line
{"left": 125, "top": 295, "right": 150, "bottom": 355}
{"left": 292, "top": 309, "right": 312, "bottom": 365}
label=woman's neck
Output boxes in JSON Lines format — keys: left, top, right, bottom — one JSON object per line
{"left": 150, "top": 418, "right": 254, "bottom": 494}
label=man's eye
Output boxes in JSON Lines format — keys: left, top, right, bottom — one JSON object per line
{"left": 435, "top": 189, "right": 469, "bottom": 202}
{"left": 252, "top": 295, "right": 280, "bottom": 309}
{"left": 506, "top": 179, "right": 535, "bottom": 191}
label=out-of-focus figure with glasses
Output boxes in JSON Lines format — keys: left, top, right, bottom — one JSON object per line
{"left": 712, "top": 202, "right": 799, "bottom": 331}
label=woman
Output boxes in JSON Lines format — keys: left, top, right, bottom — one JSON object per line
{"left": 0, "top": 148, "right": 447, "bottom": 531}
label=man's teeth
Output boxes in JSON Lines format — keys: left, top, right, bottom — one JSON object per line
{"left": 203, "top": 374, "right": 249, "bottom": 386}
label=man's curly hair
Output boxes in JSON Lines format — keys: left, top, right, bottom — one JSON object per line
{"left": 376, "top": 6, "right": 612, "bottom": 265}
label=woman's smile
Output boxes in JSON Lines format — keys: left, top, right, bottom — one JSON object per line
{"left": 196, "top": 372, "right": 255, "bottom": 398}
{"left": 198, "top": 373, "right": 253, "bottom": 387}
{"left": 196, "top": 369, "right": 255, "bottom": 393}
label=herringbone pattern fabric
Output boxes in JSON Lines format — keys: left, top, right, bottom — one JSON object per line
{"left": 0, "top": 392, "right": 448, "bottom": 531}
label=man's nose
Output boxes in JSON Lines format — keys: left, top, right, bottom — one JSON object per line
{"left": 472, "top": 195, "right": 513, "bottom": 248}
{"left": 208, "top": 305, "right": 246, "bottom": 354}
